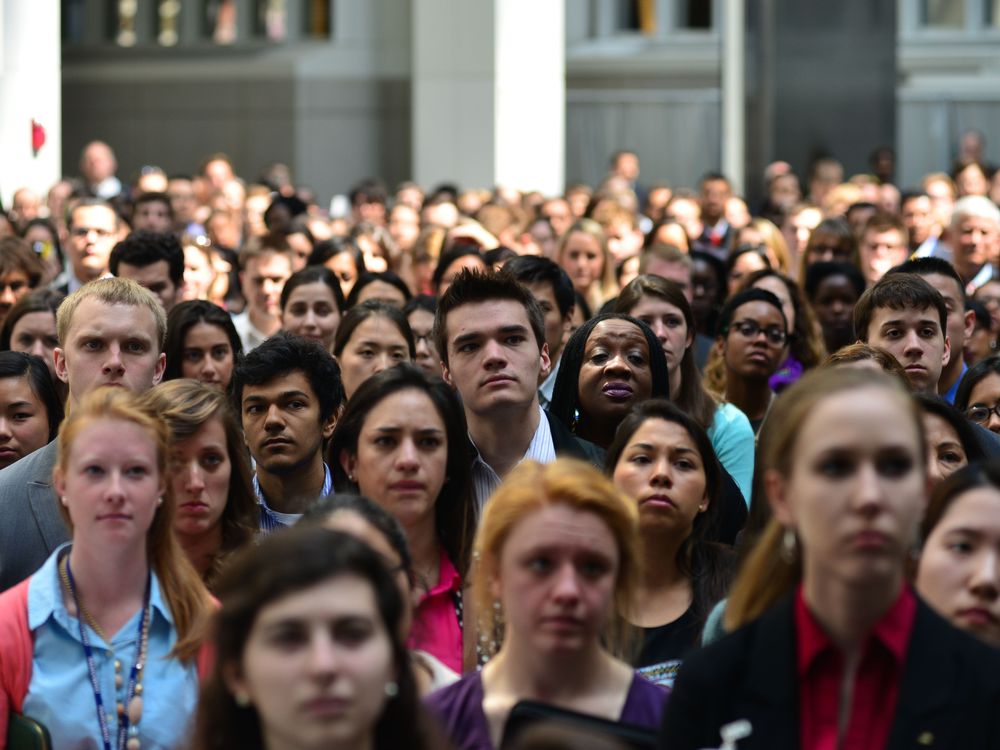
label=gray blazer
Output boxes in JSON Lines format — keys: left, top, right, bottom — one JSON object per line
{"left": 0, "top": 441, "right": 70, "bottom": 592}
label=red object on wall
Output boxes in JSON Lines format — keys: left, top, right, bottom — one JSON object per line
{"left": 31, "top": 120, "right": 46, "bottom": 156}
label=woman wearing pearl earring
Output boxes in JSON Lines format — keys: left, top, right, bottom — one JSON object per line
{"left": 0, "top": 388, "right": 214, "bottom": 750}
{"left": 191, "top": 525, "right": 443, "bottom": 750}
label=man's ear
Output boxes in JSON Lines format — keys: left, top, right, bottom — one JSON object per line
{"left": 321, "top": 407, "right": 339, "bottom": 440}
{"left": 963, "top": 308, "right": 976, "bottom": 342}
{"left": 53, "top": 347, "right": 70, "bottom": 385}
{"left": 441, "top": 361, "right": 453, "bottom": 388}
{"left": 539, "top": 342, "right": 551, "bottom": 381}
{"left": 941, "top": 334, "right": 952, "bottom": 370}
{"left": 152, "top": 352, "right": 167, "bottom": 386}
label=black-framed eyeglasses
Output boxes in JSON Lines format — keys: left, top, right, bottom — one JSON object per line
{"left": 967, "top": 404, "right": 1000, "bottom": 424}
{"left": 725, "top": 319, "right": 788, "bottom": 346}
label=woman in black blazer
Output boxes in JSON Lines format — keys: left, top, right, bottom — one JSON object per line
{"left": 660, "top": 367, "right": 1000, "bottom": 750}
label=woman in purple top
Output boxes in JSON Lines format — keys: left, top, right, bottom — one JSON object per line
{"left": 427, "top": 458, "right": 669, "bottom": 749}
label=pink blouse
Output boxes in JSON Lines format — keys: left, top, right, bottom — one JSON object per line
{"left": 408, "top": 547, "right": 464, "bottom": 673}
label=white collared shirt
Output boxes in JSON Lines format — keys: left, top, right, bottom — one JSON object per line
{"left": 470, "top": 405, "right": 556, "bottom": 511}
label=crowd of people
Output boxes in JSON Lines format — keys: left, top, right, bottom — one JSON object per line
{"left": 1, "top": 138, "right": 1000, "bottom": 749}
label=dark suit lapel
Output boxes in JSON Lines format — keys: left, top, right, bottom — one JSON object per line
{"left": 885, "top": 602, "right": 961, "bottom": 750}
{"left": 739, "top": 597, "right": 801, "bottom": 749}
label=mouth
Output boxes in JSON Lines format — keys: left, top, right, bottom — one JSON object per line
{"left": 640, "top": 494, "right": 677, "bottom": 510}
{"left": 850, "top": 530, "right": 891, "bottom": 551}
{"left": 0, "top": 447, "right": 19, "bottom": 458}
{"left": 540, "top": 615, "right": 584, "bottom": 631}
{"left": 263, "top": 437, "right": 292, "bottom": 450}
{"left": 389, "top": 481, "right": 425, "bottom": 493}
{"left": 956, "top": 607, "right": 1000, "bottom": 628}
{"left": 483, "top": 374, "right": 516, "bottom": 387}
{"left": 602, "top": 382, "right": 634, "bottom": 400}
{"left": 300, "top": 696, "right": 351, "bottom": 718}
{"left": 746, "top": 351, "right": 772, "bottom": 365}
{"left": 97, "top": 513, "right": 132, "bottom": 523}
{"left": 179, "top": 501, "right": 209, "bottom": 513}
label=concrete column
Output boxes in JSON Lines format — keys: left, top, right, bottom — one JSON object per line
{"left": 412, "top": 0, "right": 564, "bottom": 196}
{"left": 0, "top": 0, "right": 61, "bottom": 209}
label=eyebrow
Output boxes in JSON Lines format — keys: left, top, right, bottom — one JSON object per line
{"left": 629, "top": 441, "right": 696, "bottom": 455}
{"left": 373, "top": 426, "right": 444, "bottom": 435}
{"left": 5, "top": 401, "right": 34, "bottom": 410}
{"left": 244, "top": 389, "right": 312, "bottom": 404}
{"left": 452, "top": 324, "right": 529, "bottom": 348}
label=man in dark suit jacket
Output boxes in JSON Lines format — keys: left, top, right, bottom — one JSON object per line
{"left": 659, "top": 594, "right": 1000, "bottom": 750}
{"left": 0, "top": 277, "right": 167, "bottom": 591}
{"left": 434, "top": 270, "right": 602, "bottom": 511}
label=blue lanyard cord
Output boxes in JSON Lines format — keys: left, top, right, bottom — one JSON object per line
{"left": 64, "top": 555, "right": 152, "bottom": 750}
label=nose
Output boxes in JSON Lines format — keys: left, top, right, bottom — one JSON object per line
{"left": 969, "top": 548, "right": 1000, "bottom": 601}
{"left": 988, "top": 411, "right": 1000, "bottom": 435}
{"left": 650, "top": 456, "right": 672, "bottom": 487}
{"left": 902, "top": 329, "right": 924, "bottom": 356}
{"left": 552, "top": 562, "right": 582, "bottom": 604}
{"left": 651, "top": 321, "right": 668, "bottom": 347}
{"left": 28, "top": 340, "right": 46, "bottom": 360}
{"left": 307, "top": 631, "right": 340, "bottom": 682}
{"left": 183, "top": 459, "right": 206, "bottom": 495}
{"left": 0, "top": 417, "right": 12, "bottom": 440}
{"left": 852, "top": 461, "right": 886, "bottom": 516}
{"left": 482, "top": 338, "right": 508, "bottom": 369}
{"left": 927, "top": 448, "right": 945, "bottom": 486}
{"left": 103, "top": 343, "right": 125, "bottom": 374}
{"left": 264, "top": 403, "right": 286, "bottom": 431}
{"left": 371, "top": 352, "right": 394, "bottom": 376}
{"left": 0, "top": 287, "right": 15, "bottom": 306}
{"left": 200, "top": 357, "right": 218, "bottom": 380}
{"left": 105, "top": 470, "right": 127, "bottom": 503}
{"left": 394, "top": 437, "right": 420, "bottom": 470}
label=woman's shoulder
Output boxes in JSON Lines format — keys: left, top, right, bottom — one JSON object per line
{"left": 426, "top": 670, "right": 484, "bottom": 717}
{"left": 620, "top": 672, "right": 670, "bottom": 729}
{"left": 425, "top": 672, "right": 491, "bottom": 749}
{"left": 710, "top": 402, "right": 754, "bottom": 434}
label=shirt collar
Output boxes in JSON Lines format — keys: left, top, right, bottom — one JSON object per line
{"left": 253, "top": 462, "right": 332, "bottom": 505}
{"left": 795, "top": 583, "right": 916, "bottom": 675}
{"left": 29, "top": 543, "right": 174, "bottom": 632}
{"left": 425, "top": 546, "right": 462, "bottom": 599}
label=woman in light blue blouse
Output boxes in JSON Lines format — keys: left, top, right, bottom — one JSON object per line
{"left": 0, "top": 388, "right": 214, "bottom": 749}
{"left": 615, "top": 275, "right": 755, "bottom": 504}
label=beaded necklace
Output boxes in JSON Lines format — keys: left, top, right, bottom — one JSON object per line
{"left": 60, "top": 554, "right": 152, "bottom": 750}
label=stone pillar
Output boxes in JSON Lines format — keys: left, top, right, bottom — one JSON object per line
{"left": 0, "top": 0, "right": 61, "bottom": 208}
{"left": 745, "top": 0, "right": 896, "bottom": 205}
{"left": 412, "top": 0, "right": 564, "bottom": 196}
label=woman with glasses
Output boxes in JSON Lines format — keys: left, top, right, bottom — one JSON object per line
{"left": 955, "top": 355, "right": 1000, "bottom": 434}
{"left": 707, "top": 289, "right": 789, "bottom": 434}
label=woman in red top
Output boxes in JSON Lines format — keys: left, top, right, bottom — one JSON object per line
{"left": 659, "top": 367, "right": 1000, "bottom": 750}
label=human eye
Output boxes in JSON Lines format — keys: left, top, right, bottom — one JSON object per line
{"left": 245, "top": 403, "right": 265, "bottom": 416}
{"left": 373, "top": 435, "right": 396, "bottom": 448}
{"left": 878, "top": 452, "right": 914, "bottom": 477}
{"left": 84, "top": 464, "right": 105, "bottom": 477}
{"left": 13, "top": 411, "right": 35, "bottom": 423}
{"left": 125, "top": 464, "right": 151, "bottom": 478}
{"left": 665, "top": 316, "right": 684, "bottom": 329}
{"left": 211, "top": 346, "right": 230, "bottom": 360}
{"left": 939, "top": 449, "right": 965, "bottom": 467}
{"left": 356, "top": 347, "right": 375, "bottom": 359}
{"left": 44, "top": 336, "right": 58, "bottom": 349}
{"left": 674, "top": 457, "right": 698, "bottom": 471}
{"left": 200, "top": 452, "right": 225, "bottom": 469}
{"left": 946, "top": 536, "right": 975, "bottom": 555}
{"left": 183, "top": 348, "right": 203, "bottom": 363}
{"left": 287, "top": 399, "right": 307, "bottom": 410}
{"left": 15, "top": 334, "right": 33, "bottom": 348}
{"left": 628, "top": 451, "right": 652, "bottom": 465}
{"left": 578, "top": 557, "right": 611, "bottom": 579}
{"left": 526, "top": 555, "right": 553, "bottom": 574}
{"left": 267, "top": 624, "right": 308, "bottom": 649}
{"left": 125, "top": 340, "right": 147, "bottom": 353}
{"left": 588, "top": 349, "right": 609, "bottom": 365}
{"left": 816, "top": 453, "right": 854, "bottom": 477}
{"left": 315, "top": 304, "right": 333, "bottom": 316}
{"left": 505, "top": 333, "right": 527, "bottom": 346}
{"left": 390, "top": 349, "right": 407, "bottom": 362}
{"left": 883, "top": 328, "right": 902, "bottom": 340}
{"left": 334, "top": 619, "right": 375, "bottom": 647}
{"left": 418, "top": 435, "right": 443, "bottom": 449}
{"left": 82, "top": 338, "right": 103, "bottom": 351}
{"left": 627, "top": 349, "right": 648, "bottom": 366}
{"left": 289, "top": 303, "right": 307, "bottom": 316}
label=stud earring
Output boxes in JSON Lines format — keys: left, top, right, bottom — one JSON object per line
{"left": 384, "top": 681, "right": 399, "bottom": 698}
